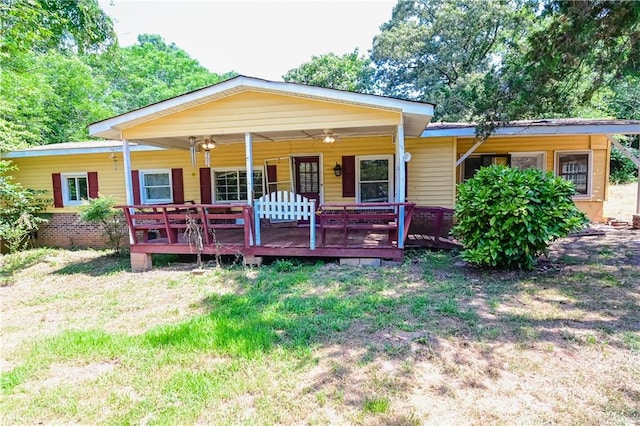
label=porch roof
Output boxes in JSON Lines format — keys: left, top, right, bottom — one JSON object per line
{"left": 1, "top": 140, "right": 165, "bottom": 158}
{"left": 89, "top": 75, "right": 435, "bottom": 149}
{"left": 421, "top": 118, "right": 640, "bottom": 138}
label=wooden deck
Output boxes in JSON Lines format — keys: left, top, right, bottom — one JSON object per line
{"left": 122, "top": 202, "right": 453, "bottom": 263}
{"left": 130, "top": 225, "right": 404, "bottom": 260}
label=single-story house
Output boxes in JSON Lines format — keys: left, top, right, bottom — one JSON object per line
{"left": 3, "top": 76, "right": 639, "bottom": 269}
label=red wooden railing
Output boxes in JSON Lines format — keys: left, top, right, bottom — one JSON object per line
{"left": 120, "top": 204, "right": 254, "bottom": 248}
{"left": 318, "top": 202, "right": 415, "bottom": 247}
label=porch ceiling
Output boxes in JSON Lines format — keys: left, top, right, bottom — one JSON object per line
{"left": 128, "top": 125, "right": 398, "bottom": 151}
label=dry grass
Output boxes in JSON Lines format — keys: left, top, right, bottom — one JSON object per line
{"left": 1, "top": 230, "right": 639, "bottom": 425}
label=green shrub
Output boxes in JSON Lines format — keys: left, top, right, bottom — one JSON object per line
{"left": 453, "top": 165, "right": 588, "bottom": 270}
{"left": 0, "top": 160, "right": 50, "bottom": 253}
{"left": 79, "top": 196, "right": 126, "bottom": 254}
{"left": 610, "top": 143, "right": 638, "bottom": 184}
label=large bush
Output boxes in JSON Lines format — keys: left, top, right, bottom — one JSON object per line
{"left": 453, "top": 165, "right": 588, "bottom": 270}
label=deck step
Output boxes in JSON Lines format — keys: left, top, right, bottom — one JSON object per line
{"left": 339, "top": 258, "right": 381, "bottom": 267}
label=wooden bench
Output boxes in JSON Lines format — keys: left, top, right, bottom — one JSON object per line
{"left": 319, "top": 204, "right": 409, "bottom": 246}
{"left": 121, "top": 204, "right": 250, "bottom": 245}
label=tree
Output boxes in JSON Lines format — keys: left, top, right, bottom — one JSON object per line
{"left": 523, "top": 1, "right": 640, "bottom": 109}
{"left": 1, "top": 0, "right": 116, "bottom": 60}
{"left": 87, "top": 34, "right": 236, "bottom": 113}
{"left": 371, "top": 0, "right": 639, "bottom": 135}
{"left": 0, "top": 161, "right": 50, "bottom": 253}
{"left": 0, "top": 0, "right": 117, "bottom": 149}
{"left": 283, "top": 50, "right": 374, "bottom": 93}
{"left": 371, "top": 0, "right": 530, "bottom": 121}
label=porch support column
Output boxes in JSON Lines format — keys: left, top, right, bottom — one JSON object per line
{"left": 395, "top": 123, "right": 406, "bottom": 249}
{"left": 245, "top": 132, "right": 254, "bottom": 203}
{"left": 245, "top": 132, "right": 255, "bottom": 245}
{"left": 122, "top": 139, "right": 135, "bottom": 245}
{"left": 607, "top": 135, "right": 640, "bottom": 214}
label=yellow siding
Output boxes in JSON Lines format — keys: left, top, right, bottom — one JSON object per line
{"left": 122, "top": 91, "right": 401, "bottom": 139}
{"left": 10, "top": 153, "right": 134, "bottom": 213}
{"left": 456, "top": 134, "right": 610, "bottom": 221}
{"left": 8, "top": 136, "right": 398, "bottom": 212}
{"left": 406, "top": 136, "right": 456, "bottom": 208}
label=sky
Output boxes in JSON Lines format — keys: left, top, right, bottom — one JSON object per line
{"left": 99, "top": 0, "right": 397, "bottom": 81}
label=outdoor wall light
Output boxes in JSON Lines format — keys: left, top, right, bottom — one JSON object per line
{"left": 333, "top": 163, "right": 342, "bottom": 177}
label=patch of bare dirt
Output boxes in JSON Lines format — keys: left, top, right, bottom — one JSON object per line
{"left": 604, "top": 182, "right": 637, "bottom": 223}
{"left": 38, "top": 361, "right": 117, "bottom": 389}
{"left": 548, "top": 224, "right": 640, "bottom": 267}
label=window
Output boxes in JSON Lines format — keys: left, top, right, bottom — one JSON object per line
{"left": 510, "top": 152, "right": 546, "bottom": 171}
{"left": 461, "top": 154, "right": 511, "bottom": 181}
{"left": 556, "top": 151, "right": 591, "bottom": 196}
{"left": 140, "top": 170, "right": 172, "bottom": 204}
{"left": 356, "top": 155, "right": 393, "bottom": 203}
{"left": 62, "top": 173, "right": 88, "bottom": 205}
{"left": 213, "top": 169, "right": 264, "bottom": 202}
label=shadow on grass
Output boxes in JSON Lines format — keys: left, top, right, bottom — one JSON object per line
{"left": 3, "top": 235, "right": 639, "bottom": 422}
{"left": 1, "top": 248, "right": 53, "bottom": 286}
{"left": 54, "top": 252, "right": 129, "bottom": 276}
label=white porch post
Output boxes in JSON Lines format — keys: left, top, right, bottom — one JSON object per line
{"left": 396, "top": 124, "right": 406, "bottom": 249}
{"left": 245, "top": 132, "right": 255, "bottom": 246}
{"left": 395, "top": 123, "right": 406, "bottom": 203}
{"left": 245, "top": 132, "right": 254, "bottom": 204}
{"left": 122, "top": 139, "right": 135, "bottom": 245}
{"left": 122, "top": 139, "right": 134, "bottom": 205}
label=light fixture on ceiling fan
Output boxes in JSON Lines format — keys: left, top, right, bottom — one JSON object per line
{"left": 189, "top": 136, "right": 217, "bottom": 167}
{"left": 322, "top": 129, "right": 336, "bottom": 144}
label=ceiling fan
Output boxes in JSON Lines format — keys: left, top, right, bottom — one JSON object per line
{"left": 189, "top": 136, "right": 217, "bottom": 167}
{"left": 308, "top": 129, "right": 339, "bottom": 144}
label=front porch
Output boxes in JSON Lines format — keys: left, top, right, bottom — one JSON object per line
{"left": 122, "top": 201, "right": 423, "bottom": 269}
{"left": 88, "top": 76, "right": 442, "bottom": 270}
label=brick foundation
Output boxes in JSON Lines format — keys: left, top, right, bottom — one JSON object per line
{"left": 33, "top": 213, "right": 130, "bottom": 249}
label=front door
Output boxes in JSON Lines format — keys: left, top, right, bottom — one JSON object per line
{"left": 294, "top": 156, "right": 320, "bottom": 206}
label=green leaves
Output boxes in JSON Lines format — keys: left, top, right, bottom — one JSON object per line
{"left": 283, "top": 50, "right": 374, "bottom": 93}
{"left": 79, "top": 196, "right": 126, "bottom": 254}
{"left": 0, "top": 161, "right": 50, "bottom": 253}
{"left": 453, "top": 165, "right": 588, "bottom": 270}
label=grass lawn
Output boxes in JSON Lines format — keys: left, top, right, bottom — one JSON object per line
{"left": 1, "top": 229, "right": 639, "bottom": 425}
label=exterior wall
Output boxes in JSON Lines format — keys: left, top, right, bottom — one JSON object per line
{"left": 122, "top": 91, "right": 401, "bottom": 139}
{"left": 10, "top": 152, "right": 133, "bottom": 213}
{"left": 455, "top": 134, "right": 610, "bottom": 222}
{"left": 406, "top": 136, "right": 456, "bottom": 208}
{"left": 10, "top": 137, "right": 411, "bottom": 211}
{"left": 33, "top": 213, "right": 128, "bottom": 249}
